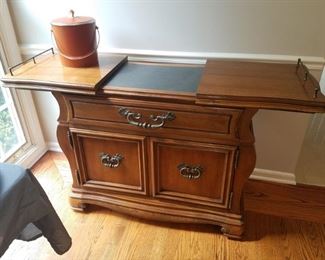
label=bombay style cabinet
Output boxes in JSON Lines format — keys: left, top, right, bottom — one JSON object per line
{"left": 2, "top": 51, "right": 325, "bottom": 239}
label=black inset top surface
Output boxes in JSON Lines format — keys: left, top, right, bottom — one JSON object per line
{"left": 106, "top": 62, "right": 204, "bottom": 93}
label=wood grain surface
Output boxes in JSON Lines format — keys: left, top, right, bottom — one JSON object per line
{"left": 150, "top": 138, "right": 236, "bottom": 208}
{"left": 1, "top": 54, "right": 127, "bottom": 93}
{"left": 2, "top": 152, "right": 325, "bottom": 260}
{"left": 244, "top": 179, "right": 325, "bottom": 223}
{"left": 72, "top": 129, "right": 147, "bottom": 195}
{"left": 197, "top": 59, "right": 325, "bottom": 113}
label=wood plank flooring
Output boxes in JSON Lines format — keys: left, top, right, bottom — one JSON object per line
{"left": 244, "top": 180, "right": 325, "bottom": 223}
{"left": 2, "top": 152, "right": 325, "bottom": 260}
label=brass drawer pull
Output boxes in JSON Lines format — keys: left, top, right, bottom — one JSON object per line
{"left": 100, "top": 153, "right": 123, "bottom": 168}
{"left": 118, "top": 107, "right": 175, "bottom": 129}
{"left": 177, "top": 163, "right": 203, "bottom": 179}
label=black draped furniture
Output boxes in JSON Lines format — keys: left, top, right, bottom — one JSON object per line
{"left": 0, "top": 163, "right": 72, "bottom": 256}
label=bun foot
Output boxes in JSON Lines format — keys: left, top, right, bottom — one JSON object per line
{"left": 70, "top": 197, "right": 87, "bottom": 212}
{"left": 220, "top": 224, "right": 244, "bottom": 240}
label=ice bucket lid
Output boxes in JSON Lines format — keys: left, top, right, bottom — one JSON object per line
{"left": 51, "top": 10, "right": 95, "bottom": 26}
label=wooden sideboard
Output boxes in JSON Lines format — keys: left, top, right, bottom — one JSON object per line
{"left": 2, "top": 52, "right": 325, "bottom": 239}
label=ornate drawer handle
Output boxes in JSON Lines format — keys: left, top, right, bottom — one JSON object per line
{"left": 118, "top": 107, "right": 175, "bottom": 129}
{"left": 177, "top": 163, "right": 203, "bottom": 179}
{"left": 100, "top": 153, "right": 123, "bottom": 168}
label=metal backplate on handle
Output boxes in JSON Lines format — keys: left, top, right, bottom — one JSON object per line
{"left": 100, "top": 153, "right": 123, "bottom": 168}
{"left": 177, "top": 163, "right": 203, "bottom": 179}
{"left": 118, "top": 107, "right": 176, "bottom": 129}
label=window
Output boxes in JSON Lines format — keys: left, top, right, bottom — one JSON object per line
{"left": 0, "top": 68, "right": 26, "bottom": 161}
{"left": 0, "top": 1, "right": 46, "bottom": 167}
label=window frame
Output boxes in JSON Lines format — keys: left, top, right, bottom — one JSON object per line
{"left": 0, "top": 0, "right": 46, "bottom": 167}
{"left": 0, "top": 80, "right": 26, "bottom": 161}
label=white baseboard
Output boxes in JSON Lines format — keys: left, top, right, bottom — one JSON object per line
{"left": 47, "top": 142, "right": 62, "bottom": 152}
{"left": 20, "top": 44, "right": 325, "bottom": 71}
{"left": 250, "top": 168, "right": 296, "bottom": 185}
{"left": 16, "top": 144, "right": 48, "bottom": 169}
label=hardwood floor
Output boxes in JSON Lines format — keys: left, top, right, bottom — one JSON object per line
{"left": 2, "top": 152, "right": 325, "bottom": 260}
{"left": 244, "top": 180, "right": 325, "bottom": 223}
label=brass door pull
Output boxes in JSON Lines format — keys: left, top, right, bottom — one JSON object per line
{"left": 118, "top": 107, "right": 175, "bottom": 129}
{"left": 177, "top": 163, "right": 203, "bottom": 179}
{"left": 100, "top": 153, "right": 123, "bottom": 168}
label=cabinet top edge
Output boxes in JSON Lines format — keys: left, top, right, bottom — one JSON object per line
{"left": 1, "top": 54, "right": 325, "bottom": 113}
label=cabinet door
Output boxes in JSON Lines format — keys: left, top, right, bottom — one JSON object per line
{"left": 72, "top": 129, "right": 147, "bottom": 195}
{"left": 150, "top": 138, "right": 237, "bottom": 208}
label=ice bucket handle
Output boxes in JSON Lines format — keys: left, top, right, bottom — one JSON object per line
{"left": 51, "top": 26, "right": 100, "bottom": 61}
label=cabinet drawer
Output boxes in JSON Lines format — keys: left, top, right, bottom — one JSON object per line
{"left": 72, "top": 129, "right": 147, "bottom": 195}
{"left": 151, "top": 138, "right": 237, "bottom": 208}
{"left": 71, "top": 99, "right": 241, "bottom": 137}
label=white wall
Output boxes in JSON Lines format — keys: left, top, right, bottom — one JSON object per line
{"left": 8, "top": 0, "right": 325, "bottom": 56}
{"left": 7, "top": 0, "right": 325, "bottom": 180}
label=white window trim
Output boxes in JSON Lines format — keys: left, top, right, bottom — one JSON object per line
{"left": 0, "top": 0, "right": 46, "bottom": 167}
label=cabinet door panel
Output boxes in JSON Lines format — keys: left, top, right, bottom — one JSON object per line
{"left": 72, "top": 129, "right": 147, "bottom": 195}
{"left": 151, "top": 138, "right": 236, "bottom": 208}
